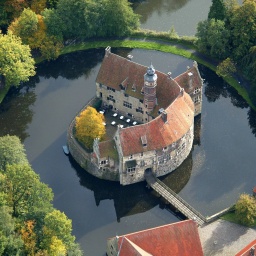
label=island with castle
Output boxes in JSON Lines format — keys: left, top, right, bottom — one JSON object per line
{"left": 67, "top": 46, "right": 203, "bottom": 185}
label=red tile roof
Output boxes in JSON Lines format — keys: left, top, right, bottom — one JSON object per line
{"left": 174, "top": 65, "right": 202, "bottom": 94}
{"left": 96, "top": 51, "right": 181, "bottom": 110}
{"left": 235, "top": 239, "right": 256, "bottom": 256}
{"left": 109, "top": 220, "right": 203, "bottom": 256}
{"left": 118, "top": 92, "right": 194, "bottom": 156}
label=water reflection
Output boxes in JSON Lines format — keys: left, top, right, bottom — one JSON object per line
{"left": 69, "top": 117, "right": 203, "bottom": 220}
{"left": 70, "top": 147, "right": 193, "bottom": 221}
{"left": 200, "top": 64, "right": 248, "bottom": 109}
{"left": 0, "top": 86, "right": 36, "bottom": 141}
{"left": 248, "top": 108, "right": 256, "bottom": 137}
{"left": 133, "top": 0, "right": 190, "bottom": 24}
{"left": 36, "top": 50, "right": 105, "bottom": 80}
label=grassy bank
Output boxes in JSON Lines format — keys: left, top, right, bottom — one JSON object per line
{"left": 221, "top": 211, "right": 256, "bottom": 227}
{"left": 58, "top": 38, "right": 256, "bottom": 111}
{"left": 2, "top": 33, "right": 255, "bottom": 110}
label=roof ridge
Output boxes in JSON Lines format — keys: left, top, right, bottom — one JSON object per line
{"left": 124, "top": 237, "right": 153, "bottom": 256}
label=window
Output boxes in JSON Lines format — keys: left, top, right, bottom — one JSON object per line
{"left": 194, "top": 95, "right": 201, "bottom": 104}
{"left": 124, "top": 93, "right": 128, "bottom": 97}
{"left": 123, "top": 101, "right": 132, "bottom": 109}
{"left": 163, "top": 146, "right": 167, "bottom": 151}
{"left": 141, "top": 152, "right": 143, "bottom": 157}
{"left": 127, "top": 167, "right": 136, "bottom": 173}
{"left": 107, "top": 86, "right": 115, "bottom": 92}
{"left": 139, "top": 99, "right": 143, "bottom": 103}
{"left": 129, "top": 155, "right": 133, "bottom": 159}
{"left": 100, "top": 160, "right": 108, "bottom": 165}
{"left": 136, "top": 107, "right": 143, "bottom": 113}
{"left": 108, "top": 95, "right": 115, "bottom": 102}
{"left": 194, "top": 87, "right": 200, "bottom": 94}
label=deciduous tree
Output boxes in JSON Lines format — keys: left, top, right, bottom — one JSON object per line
{"left": 0, "top": 135, "right": 28, "bottom": 171}
{"left": 230, "top": 0, "right": 256, "bottom": 60}
{"left": 235, "top": 193, "right": 256, "bottom": 226}
{"left": 75, "top": 106, "right": 106, "bottom": 149}
{"left": 196, "top": 19, "right": 230, "bottom": 59}
{"left": 216, "top": 58, "right": 236, "bottom": 77}
{"left": 0, "top": 164, "right": 53, "bottom": 217}
{"left": 0, "top": 31, "right": 35, "bottom": 87}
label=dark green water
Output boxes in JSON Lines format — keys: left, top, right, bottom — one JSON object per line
{"left": 0, "top": 1, "right": 253, "bottom": 255}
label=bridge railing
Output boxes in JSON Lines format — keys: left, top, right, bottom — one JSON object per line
{"left": 149, "top": 174, "right": 207, "bottom": 223}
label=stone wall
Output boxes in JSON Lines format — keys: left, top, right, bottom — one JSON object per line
{"left": 118, "top": 124, "right": 194, "bottom": 186}
{"left": 67, "top": 97, "right": 119, "bottom": 181}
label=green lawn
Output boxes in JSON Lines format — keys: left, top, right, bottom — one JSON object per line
{"left": 221, "top": 211, "right": 256, "bottom": 227}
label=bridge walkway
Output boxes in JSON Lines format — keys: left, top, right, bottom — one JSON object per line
{"left": 145, "top": 172, "right": 206, "bottom": 226}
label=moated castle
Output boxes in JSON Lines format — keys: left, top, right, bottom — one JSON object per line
{"left": 67, "top": 46, "right": 203, "bottom": 185}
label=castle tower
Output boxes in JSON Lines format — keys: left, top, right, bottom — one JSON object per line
{"left": 143, "top": 63, "right": 157, "bottom": 111}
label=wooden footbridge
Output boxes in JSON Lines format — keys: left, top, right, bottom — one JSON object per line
{"left": 145, "top": 171, "right": 206, "bottom": 226}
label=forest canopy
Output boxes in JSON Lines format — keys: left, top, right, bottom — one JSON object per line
{"left": 0, "top": 135, "right": 82, "bottom": 255}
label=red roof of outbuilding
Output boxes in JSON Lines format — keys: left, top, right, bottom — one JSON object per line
{"left": 235, "top": 239, "right": 256, "bottom": 256}
{"left": 118, "top": 92, "right": 194, "bottom": 156}
{"left": 108, "top": 220, "right": 203, "bottom": 256}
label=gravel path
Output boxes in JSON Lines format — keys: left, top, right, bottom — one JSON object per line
{"left": 198, "top": 219, "right": 256, "bottom": 256}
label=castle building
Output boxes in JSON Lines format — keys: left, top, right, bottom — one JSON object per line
{"left": 90, "top": 46, "right": 203, "bottom": 185}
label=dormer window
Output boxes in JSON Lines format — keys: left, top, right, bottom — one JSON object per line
{"left": 141, "top": 135, "right": 147, "bottom": 147}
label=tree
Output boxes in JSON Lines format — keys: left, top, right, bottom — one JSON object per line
{"left": 8, "top": 8, "right": 38, "bottom": 45}
{"left": 0, "top": 31, "right": 35, "bottom": 87}
{"left": 9, "top": 8, "right": 63, "bottom": 60}
{"left": 235, "top": 193, "right": 256, "bottom": 226}
{"left": 75, "top": 106, "right": 106, "bottom": 149}
{"left": 208, "top": 0, "right": 226, "bottom": 20}
{"left": 0, "top": 135, "right": 28, "bottom": 171}
{"left": 196, "top": 19, "right": 230, "bottom": 59}
{"left": 216, "top": 58, "right": 236, "bottom": 77}
{"left": 41, "top": 210, "right": 78, "bottom": 253}
{"left": 230, "top": 0, "right": 256, "bottom": 60}
{"left": 98, "top": 0, "right": 140, "bottom": 37}
{"left": 0, "top": 205, "right": 25, "bottom": 255}
{"left": 0, "top": 164, "right": 53, "bottom": 217}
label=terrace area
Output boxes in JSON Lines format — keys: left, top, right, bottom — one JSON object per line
{"left": 99, "top": 108, "right": 139, "bottom": 141}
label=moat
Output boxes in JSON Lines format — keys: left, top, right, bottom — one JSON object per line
{"left": 1, "top": 48, "right": 256, "bottom": 255}
{"left": 0, "top": 0, "right": 252, "bottom": 255}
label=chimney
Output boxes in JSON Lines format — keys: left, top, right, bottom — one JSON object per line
{"left": 141, "top": 135, "right": 147, "bottom": 147}
{"left": 167, "top": 72, "right": 172, "bottom": 79}
{"left": 180, "top": 88, "right": 184, "bottom": 96}
{"left": 161, "top": 111, "right": 167, "bottom": 123}
{"left": 127, "top": 54, "right": 133, "bottom": 61}
{"left": 105, "top": 46, "right": 111, "bottom": 57}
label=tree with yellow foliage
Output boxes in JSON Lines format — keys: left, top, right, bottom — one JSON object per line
{"left": 235, "top": 193, "right": 256, "bottom": 226}
{"left": 75, "top": 106, "right": 106, "bottom": 150}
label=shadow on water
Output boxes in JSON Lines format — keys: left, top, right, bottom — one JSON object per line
{"left": 68, "top": 117, "right": 202, "bottom": 221}
{"left": 36, "top": 49, "right": 105, "bottom": 80}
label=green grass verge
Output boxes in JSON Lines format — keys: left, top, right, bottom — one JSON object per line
{"left": 221, "top": 211, "right": 256, "bottom": 227}
{"left": 34, "top": 38, "right": 256, "bottom": 111}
